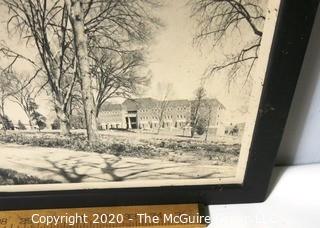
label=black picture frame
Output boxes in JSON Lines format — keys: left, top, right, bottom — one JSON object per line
{"left": 0, "top": 0, "right": 319, "bottom": 210}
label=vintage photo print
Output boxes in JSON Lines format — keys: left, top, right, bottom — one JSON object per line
{"left": 0, "top": 0, "right": 280, "bottom": 191}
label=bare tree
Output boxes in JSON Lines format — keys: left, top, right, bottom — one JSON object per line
{"left": 82, "top": 0, "right": 160, "bottom": 119}
{"left": 156, "top": 84, "right": 172, "bottom": 134}
{"left": 64, "top": 0, "right": 160, "bottom": 140}
{"left": 189, "top": 0, "right": 266, "bottom": 83}
{"left": 91, "top": 50, "right": 150, "bottom": 118}
{"left": 0, "top": 69, "right": 13, "bottom": 132}
{"left": 190, "top": 86, "right": 206, "bottom": 138}
{"left": 1, "top": 0, "right": 161, "bottom": 140}
{"left": 82, "top": 0, "right": 161, "bottom": 55}
{"left": 65, "top": 0, "right": 98, "bottom": 141}
{"left": 1, "top": 0, "right": 77, "bottom": 136}
{"left": 205, "top": 105, "right": 212, "bottom": 142}
{"left": 8, "top": 72, "right": 40, "bottom": 128}
{"left": 0, "top": 70, "right": 11, "bottom": 117}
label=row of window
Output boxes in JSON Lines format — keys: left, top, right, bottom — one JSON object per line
{"left": 104, "top": 112, "right": 121, "bottom": 115}
{"left": 139, "top": 115, "right": 187, "bottom": 120}
{"left": 104, "top": 104, "right": 221, "bottom": 114}
{"left": 139, "top": 107, "right": 188, "bottom": 113}
{"left": 140, "top": 121, "right": 187, "bottom": 129}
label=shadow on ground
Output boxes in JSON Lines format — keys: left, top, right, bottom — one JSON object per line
{"left": 0, "top": 143, "right": 236, "bottom": 184}
{"left": 32, "top": 155, "right": 225, "bottom": 183}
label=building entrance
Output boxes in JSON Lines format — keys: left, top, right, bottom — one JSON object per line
{"left": 126, "top": 116, "right": 137, "bottom": 129}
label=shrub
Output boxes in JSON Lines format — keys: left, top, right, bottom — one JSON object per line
{"left": 110, "top": 143, "right": 126, "bottom": 153}
{"left": 0, "top": 115, "right": 14, "bottom": 130}
{"left": 18, "top": 120, "right": 26, "bottom": 130}
{"left": 51, "top": 119, "right": 60, "bottom": 130}
{"left": 0, "top": 133, "right": 159, "bottom": 159}
{"left": 0, "top": 168, "right": 60, "bottom": 185}
{"left": 195, "top": 118, "right": 206, "bottom": 136}
{"left": 0, "top": 132, "right": 240, "bottom": 163}
{"left": 70, "top": 115, "right": 85, "bottom": 129}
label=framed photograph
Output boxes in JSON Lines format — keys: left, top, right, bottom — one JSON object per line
{"left": 0, "top": 0, "right": 318, "bottom": 209}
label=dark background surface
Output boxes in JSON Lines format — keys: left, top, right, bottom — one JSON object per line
{"left": 278, "top": 3, "right": 320, "bottom": 165}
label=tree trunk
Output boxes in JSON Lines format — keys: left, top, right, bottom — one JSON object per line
{"left": 26, "top": 112, "right": 34, "bottom": 130}
{"left": 65, "top": 0, "right": 97, "bottom": 142}
{"left": 60, "top": 118, "right": 71, "bottom": 135}
{"left": 28, "top": 119, "right": 33, "bottom": 130}
{"left": 60, "top": 117, "right": 71, "bottom": 136}
{"left": 191, "top": 128, "right": 195, "bottom": 138}
{"left": 94, "top": 109, "right": 99, "bottom": 129}
{"left": 0, "top": 115, "right": 6, "bottom": 135}
{"left": 0, "top": 105, "right": 7, "bottom": 134}
{"left": 55, "top": 103, "right": 71, "bottom": 136}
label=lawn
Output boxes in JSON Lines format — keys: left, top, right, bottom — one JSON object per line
{"left": 0, "top": 130, "right": 240, "bottom": 166}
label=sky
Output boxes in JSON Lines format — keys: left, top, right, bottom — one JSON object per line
{"left": 0, "top": 0, "right": 265, "bottom": 124}
{"left": 146, "top": 0, "right": 209, "bottom": 99}
{"left": 142, "top": 0, "right": 257, "bottom": 120}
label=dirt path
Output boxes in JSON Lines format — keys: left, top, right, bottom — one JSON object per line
{"left": 0, "top": 143, "right": 236, "bottom": 183}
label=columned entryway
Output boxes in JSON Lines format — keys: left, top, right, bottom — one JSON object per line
{"left": 125, "top": 112, "right": 138, "bottom": 129}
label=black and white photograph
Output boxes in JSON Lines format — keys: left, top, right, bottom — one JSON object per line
{"left": 0, "top": 0, "right": 280, "bottom": 191}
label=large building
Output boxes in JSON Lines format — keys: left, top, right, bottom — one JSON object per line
{"left": 98, "top": 103, "right": 127, "bottom": 129}
{"left": 98, "top": 98, "right": 225, "bottom": 135}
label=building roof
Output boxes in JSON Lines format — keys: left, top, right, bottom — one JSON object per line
{"left": 100, "top": 103, "right": 123, "bottom": 112}
{"left": 191, "top": 99, "right": 225, "bottom": 109}
{"left": 100, "top": 97, "right": 225, "bottom": 113}
{"left": 166, "top": 99, "right": 190, "bottom": 107}
{"left": 123, "top": 98, "right": 158, "bottom": 110}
